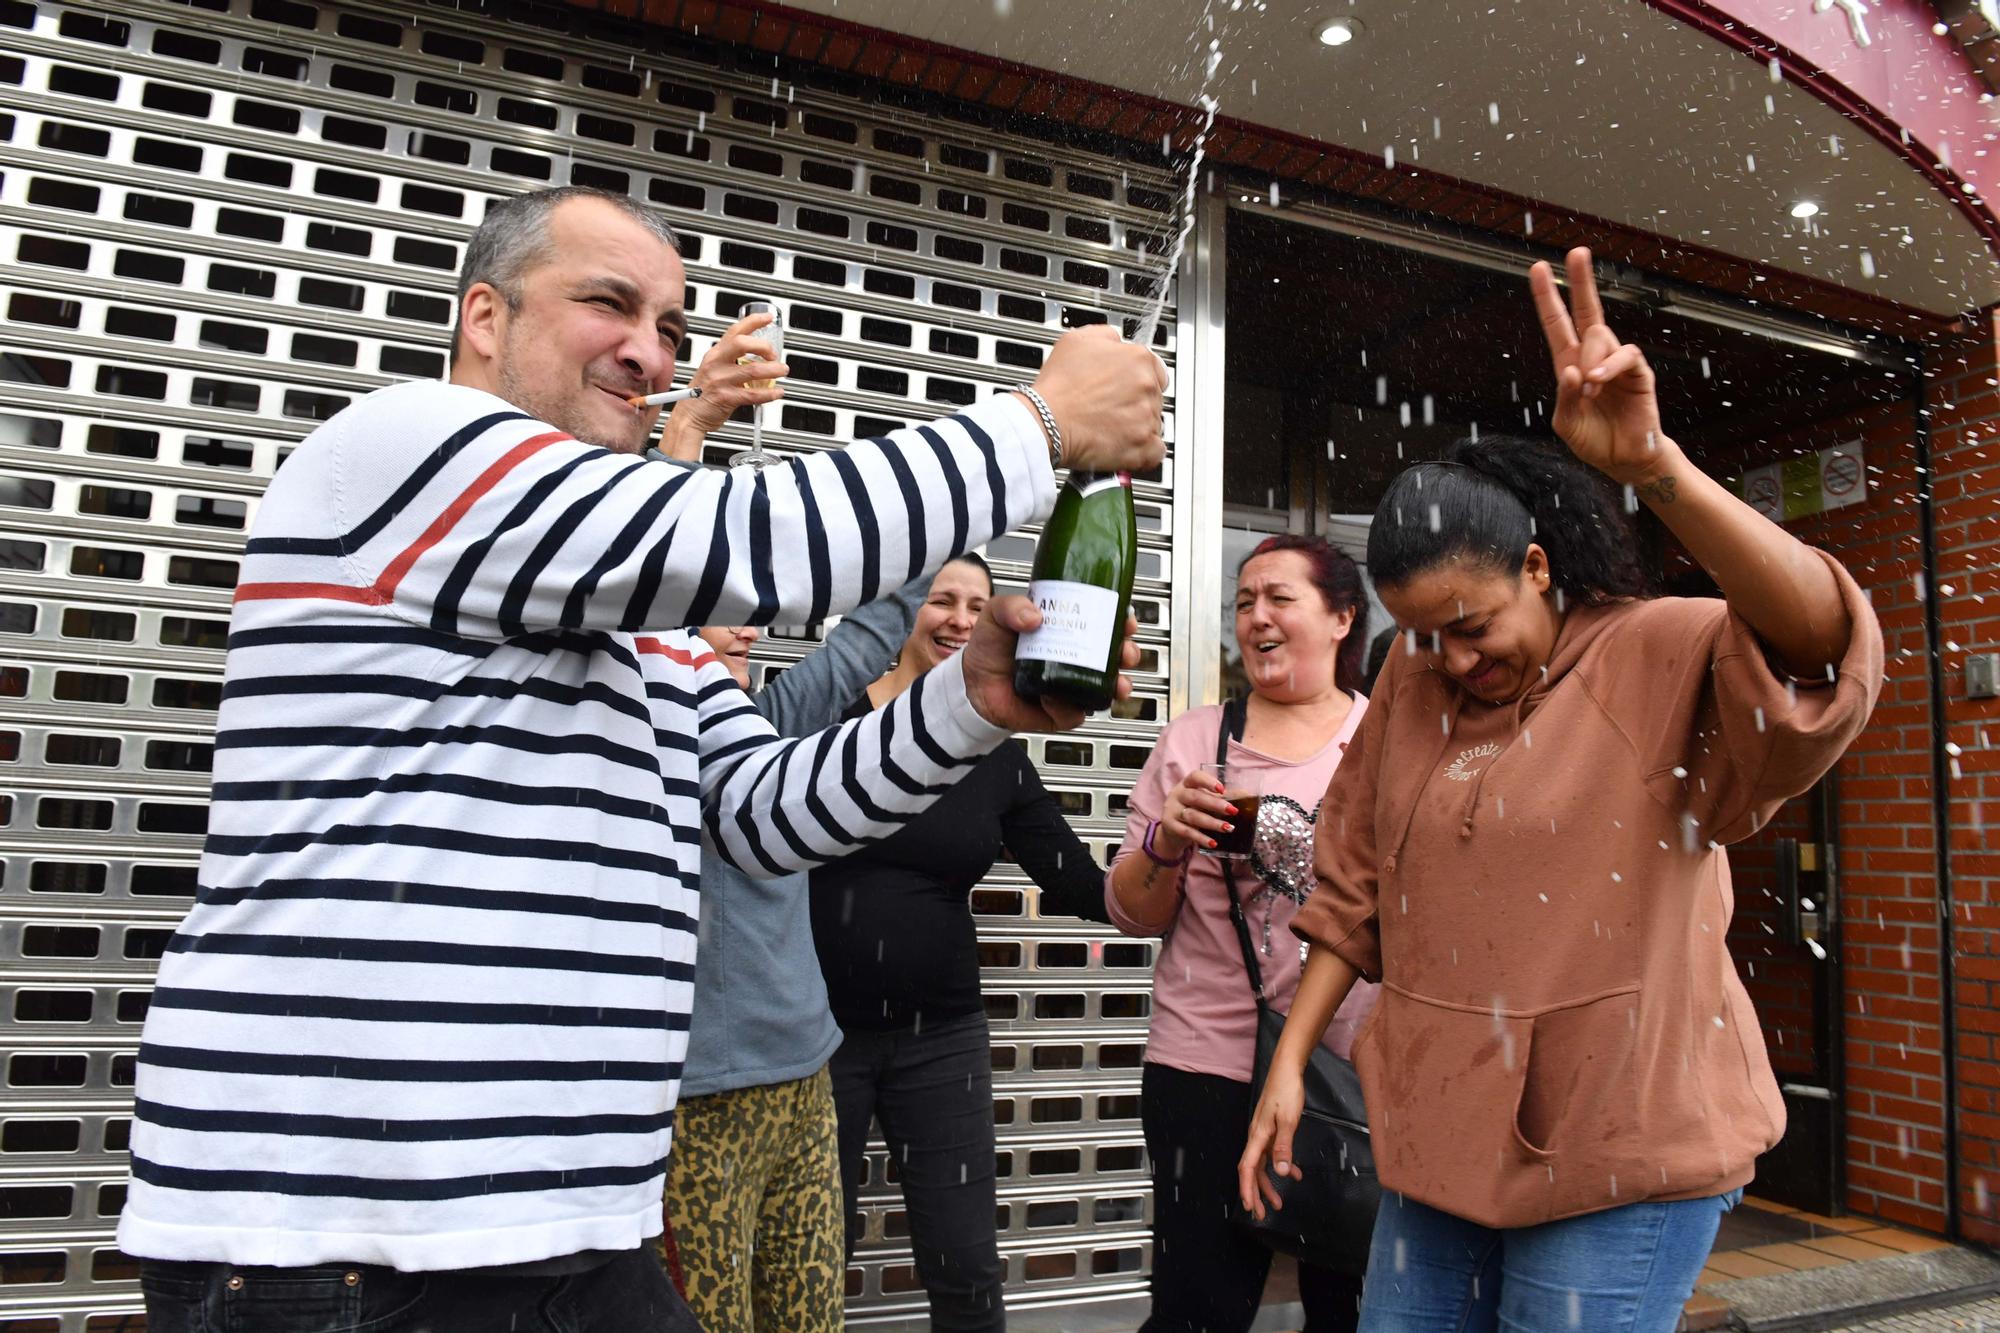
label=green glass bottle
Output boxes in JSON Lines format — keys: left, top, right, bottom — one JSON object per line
{"left": 1013, "top": 471, "right": 1138, "bottom": 713}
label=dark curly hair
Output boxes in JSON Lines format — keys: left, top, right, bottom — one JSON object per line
{"left": 1366, "top": 435, "right": 1651, "bottom": 607}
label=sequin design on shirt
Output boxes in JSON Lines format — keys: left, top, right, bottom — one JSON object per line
{"left": 1248, "top": 794, "right": 1318, "bottom": 956}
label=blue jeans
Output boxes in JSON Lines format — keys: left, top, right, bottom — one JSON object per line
{"left": 1358, "top": 1189, "right": 1740, "bottom": 1333}
{"left": 139, "top": 1248, "right": 701, "bottom": 1333}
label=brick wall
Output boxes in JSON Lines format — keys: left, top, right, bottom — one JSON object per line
{"left": 1686, "top": 379, "right": 1946, "bottom": 1230}
{"left": 1804, "top": 395, "right": 1949, "bottom": 1234}
{"left": 1685, "top": 311, "right": 2000, "bottom": 1236}
{"left": 1927, "top": 313, "right": 2000, "bottom": 1243}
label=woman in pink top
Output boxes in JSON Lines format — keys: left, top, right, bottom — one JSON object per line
{"left": 1107, "top": 533, "right": 1379, "bottom": 1333}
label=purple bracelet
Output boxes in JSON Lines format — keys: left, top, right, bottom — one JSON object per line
{"left": 1141, "top": 819, "right": 1191, "bottom": 869}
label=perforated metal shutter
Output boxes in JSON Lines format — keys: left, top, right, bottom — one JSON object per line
{"left": 0, "top": 0, "right": 1183, "bottom": 1323}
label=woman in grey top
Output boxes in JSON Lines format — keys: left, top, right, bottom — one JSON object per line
{"left": 668, "top": 591, "right": 924, "bottom": 1331}
{"left": 656, "top": 312, "right": 914, "bottom": 1332}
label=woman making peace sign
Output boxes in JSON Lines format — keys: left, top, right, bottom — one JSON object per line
{"left": 1238, "top": 250, "right": 1885, "bottom": 1333}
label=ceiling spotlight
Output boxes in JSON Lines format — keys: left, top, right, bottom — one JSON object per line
{"left": 1790, "top": 200, "right": 1821, "bottom": 219}
{"left": 1317, "top": 17, "right": 1361, "bottom": 46}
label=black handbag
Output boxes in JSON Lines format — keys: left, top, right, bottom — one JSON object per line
{"left": 1214, "top": 696, "right": 1381, "bottom": 1276}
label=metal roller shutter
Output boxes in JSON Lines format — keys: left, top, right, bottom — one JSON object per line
{"left": 0, "top": 0, "right": 1184, "bottom": 1323}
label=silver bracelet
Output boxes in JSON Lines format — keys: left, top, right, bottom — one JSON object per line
{"left": 1014, "top": 384, "right": 1063, "bottom": 471}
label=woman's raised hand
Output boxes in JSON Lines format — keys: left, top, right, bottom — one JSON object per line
{"left": 1156, "top": 767, "right": 1238, "bottom": 859}
{"left": 1531, "top": 248, "right": 1673, "bottom": 489}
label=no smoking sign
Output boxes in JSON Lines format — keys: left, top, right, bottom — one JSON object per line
{"left": 1737, "top": 442, "right": 1865, "bottom": 521}
{"left": 1748, "top": 473, "right": 1782, "bottom": 518}
{"left": 1821, "top": 445, "right": 1864, "bottom": 504}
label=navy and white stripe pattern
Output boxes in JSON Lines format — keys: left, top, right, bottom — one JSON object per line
{"left": 119, "top": 382, "right": 1054, "bottom": 1271}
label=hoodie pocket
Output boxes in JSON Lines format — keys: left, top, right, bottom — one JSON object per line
{"left": 1355, "top": 987, "right": 1543, "bottom": 1177}
{"left": 1356, "top": 983, "right": 1642, "bottom": 1226}
{"left": 1513, "top": 986, "right": 1643, "bottom": 1160}
{"left": 1509, "top": 1016, "right": 1555, "bottom": 1163}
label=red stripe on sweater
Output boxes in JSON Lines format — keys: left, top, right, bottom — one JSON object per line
{"left": 373, "top": 431, "right": 572, "bottom": 597}
{"left": 635, "top": 636, "right": 717, "bottom": 670}
{"left": 232, "top": 430, "right": 574, "bottom": 606}
{"left": 233, "top": 581, "right": 390, "bottom": 605}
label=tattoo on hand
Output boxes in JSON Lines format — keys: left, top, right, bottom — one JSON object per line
{"left": 1638, "top": 474, "right": 1678, "bottom": 506}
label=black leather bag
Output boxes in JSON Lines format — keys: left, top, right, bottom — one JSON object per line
{"left": 1214, "top": 697, "right": 1381, "bottom": 1275}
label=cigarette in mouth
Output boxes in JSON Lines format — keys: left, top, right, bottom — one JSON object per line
{"left": 627, "top": 386, "right": 703, "bottom": 408}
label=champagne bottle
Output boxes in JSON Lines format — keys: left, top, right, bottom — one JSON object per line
{"left": 1014, "top": 471, "right": 1138, "bottom": 712}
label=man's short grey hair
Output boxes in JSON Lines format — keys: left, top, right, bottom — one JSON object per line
{"left": 456, "top": 186, "right": 681, "bottom": 309}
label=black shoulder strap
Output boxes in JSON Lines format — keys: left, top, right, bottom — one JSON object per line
{"left": 1215, "top": 696, "right": 1267, "bottom": 1008}
{"left": 1219, "top": 693, "right": 1248, "bottom": 747}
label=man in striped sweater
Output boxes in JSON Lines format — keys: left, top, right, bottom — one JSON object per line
{"left": 122, "top": 186, "right": 1165, "bottom": 1332}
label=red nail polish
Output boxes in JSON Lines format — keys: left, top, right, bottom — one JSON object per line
{"left": 1226, "top": 805, "right": 1240, "bottom": 817}
{"left": 1207, "top": 839, "right": 1219, "bottom": 850}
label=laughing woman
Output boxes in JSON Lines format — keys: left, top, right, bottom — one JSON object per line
{"left": 812, "top": 552, "right": 1113, "bottom": 1332}
{"left": 1238, "top": 250, "right": 1884, "bottom": 1333}
{"left": 1107, "top": 533, "right": 1376, "bottom": 1333}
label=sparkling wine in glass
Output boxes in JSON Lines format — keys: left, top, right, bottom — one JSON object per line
{"left": 732, "top": 300, "right": 783, "bottom": 470}
{"left": 1198, "top": 761, "right": 1264, "bottom": 860}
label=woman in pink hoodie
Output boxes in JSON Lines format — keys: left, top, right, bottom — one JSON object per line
{"left": 1239, "top": 249, "right": 1883, "bottom": 1333}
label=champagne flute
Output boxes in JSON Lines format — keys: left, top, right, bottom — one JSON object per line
{"left": 731, "top": 299, "right": 783, "bottom": 470}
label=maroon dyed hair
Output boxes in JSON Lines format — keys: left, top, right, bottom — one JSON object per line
{"left": 1239, "top": 533, "right": 1370, "bottom": 696}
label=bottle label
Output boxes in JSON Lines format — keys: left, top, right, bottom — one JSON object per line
{"left": 1018, "top": 579, "right": 1121, "bottom": 669}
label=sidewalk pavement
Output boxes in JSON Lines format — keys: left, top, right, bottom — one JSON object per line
{"left": 1825, "top": 1294, "right": 2000, "bottom": 1329}
{"left": 1684, "top": 1197, "right": 2000, "bottom": 1332}
{"left": 853, "top": 1197, "right": 1995, "bottom": 1332}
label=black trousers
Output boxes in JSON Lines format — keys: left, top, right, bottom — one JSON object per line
{"left": 138, "top": 1247, "right": 701, "bottom": 1333}
{"left": 831, "top": 1010, "right": 1006, "bottom": 1332}
{"left": 1140, "top": 1061, "right": 1362, "bottom": 1333}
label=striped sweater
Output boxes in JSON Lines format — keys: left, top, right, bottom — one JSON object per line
{"left": 118, "top": 381, "right": 1056, "bottom": 1271}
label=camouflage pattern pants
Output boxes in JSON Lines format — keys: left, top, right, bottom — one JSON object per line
{"left": 662, "top": 1066, "right": 844, "bottom": 1333}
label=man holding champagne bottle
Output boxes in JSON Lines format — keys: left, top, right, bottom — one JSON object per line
{"left": 121, "top": 184, "right": 1166, "bottom": 1333}
{"left": 1015, "top": 468, "right": 1141, "bottom": 712}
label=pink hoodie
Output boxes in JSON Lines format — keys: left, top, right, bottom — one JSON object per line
{"left": 1294, "top": 552, "right": 1882, "bottom": 1228}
